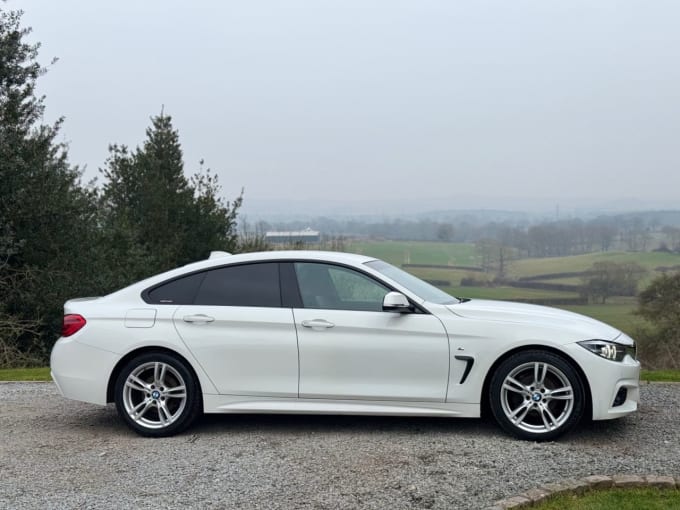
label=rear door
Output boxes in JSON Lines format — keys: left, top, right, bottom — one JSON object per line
{"left": 170, "top": 262, "right": 299, "bottom": 397}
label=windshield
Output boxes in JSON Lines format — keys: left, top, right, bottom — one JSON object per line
{"left": 365, "top": 260, "right": 459, "bottom": 305}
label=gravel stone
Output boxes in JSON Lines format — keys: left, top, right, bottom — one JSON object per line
{"left": 1, "top": 382, "right": 679, "bottom": 509}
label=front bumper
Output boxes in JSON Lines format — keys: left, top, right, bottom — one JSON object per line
{"left": 564, "top": 343, "right": 640, "bottom": 421}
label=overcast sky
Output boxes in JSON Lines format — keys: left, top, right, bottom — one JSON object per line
{"left": 17, "top": 0, "right": 680, "bottom": 214}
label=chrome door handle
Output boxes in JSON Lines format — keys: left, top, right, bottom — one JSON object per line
{"left": 183, "top": 314, "right": 215, "bottom": 324}
{"left": 301, "top": 319, "right": 335, "bottom": 329}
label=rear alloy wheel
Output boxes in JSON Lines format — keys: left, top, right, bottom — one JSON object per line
{"left": 114, "top": 352, "right": 201, "bottom": 437}
{"left": 490, "top": 350, "right": 585, "bottom": 441}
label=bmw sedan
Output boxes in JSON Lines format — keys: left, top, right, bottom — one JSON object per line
{"left": 51, "top": 250, "right": 640, "bottom": 440}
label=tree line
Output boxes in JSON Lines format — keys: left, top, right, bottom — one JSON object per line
{"left": 266, "top": 214, "right": 680, "bottom": 258}
{"left": 0, "top": 10, "right": 246, "bottom": 365}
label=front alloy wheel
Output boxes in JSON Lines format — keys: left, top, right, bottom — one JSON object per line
{"left": 490, "top": 350, "right": 585, "bottom": 441}
{"left": 114, "top": 352, "right": 201, "bottom": 437}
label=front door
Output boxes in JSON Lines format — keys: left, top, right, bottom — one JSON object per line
{"left": 292, "top": 262, "right": 449, "bottom": 402}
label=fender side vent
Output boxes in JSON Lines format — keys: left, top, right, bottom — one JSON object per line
{"left": 455, "top": 355, "right": 474, "bottom": 384}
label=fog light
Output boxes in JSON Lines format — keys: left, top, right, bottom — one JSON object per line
{"left": 613, "top": 387, "right": 627, "bottom": 407}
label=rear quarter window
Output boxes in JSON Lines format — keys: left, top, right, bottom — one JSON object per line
{"left": 145, "top": 272, "right": 206, "bottom": 304}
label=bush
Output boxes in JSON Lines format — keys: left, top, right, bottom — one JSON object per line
{"left": 635, "top": 272, "right": 680, "bottom": 369}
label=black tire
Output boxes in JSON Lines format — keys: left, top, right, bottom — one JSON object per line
{"left": 489, "top": 350, "right": 585, "bottom": 441}
{"left": 114, "top": 351, "right": 201, "bottom": 437}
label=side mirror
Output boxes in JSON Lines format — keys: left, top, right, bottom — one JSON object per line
{"left": 382, "top": 292, "right": 412, "bottom": 313}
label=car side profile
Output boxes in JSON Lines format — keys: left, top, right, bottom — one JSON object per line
{"left": 51, "top": 251, "right": 640, "bottom": 440}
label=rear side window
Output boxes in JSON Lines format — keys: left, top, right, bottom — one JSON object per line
{"left": 146, "top": 272, "right": 206, "bottom": 304}
{"left": 194, "top": 263, "right": 281, "bottom": 307}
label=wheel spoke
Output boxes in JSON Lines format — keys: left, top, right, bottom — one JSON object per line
{"left": 546, "top": 386, "right": 573, "bottom": 401}
{"left": 534, "top": 362, "right": 547, "bottom": 386}
{"left": 539, "top": 404, "right": 558, "bottom": 430}
{"left": 126, "top": 375, "right": 149, "bottom": 393}
{"left": 159, "top": 363, "right": 167, "bottom": 386}
{"left": 503, "top": 376, "right": 529, "bottom": 396}
{"left": 131, "top": 399, "right": 153, "bottom": 420}
{"left": 153, "top": 362, "right": 163, "bottom": 385}
{"left": 158, "top": 402, "right": 172, "bottom": 425}
{"left": 509, "top": 400, "right": 532, "bottom": 423}
{"left": 165, "top": 385, "right": 186, "bottom": 399}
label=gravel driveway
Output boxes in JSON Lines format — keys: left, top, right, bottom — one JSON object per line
{"left": 1, "top": 382, "right": 679, "bottom": 509}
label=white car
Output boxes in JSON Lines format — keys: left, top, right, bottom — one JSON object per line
{"left": 51, "top": 251, "right": 640, "bottom": 440}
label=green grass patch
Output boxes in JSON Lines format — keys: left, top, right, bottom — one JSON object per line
{"left": 533, "top": 487, "right": 680, "bottom": 510}
{"left": 510, "top": 251, "right": 680, "bottom": 286}
{"left": 641, "top": 370, "right": 680, "bottom": 382}
{"left": 0, "top": 367, "right": 51, "bottom": 381}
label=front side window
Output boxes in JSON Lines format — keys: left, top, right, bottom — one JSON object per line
{"left": 194, "top": 263, "right": 281, "bottom": 307}
{"left": 294, "top": 262, "right": 389, "bottom": 312}
{"left": 365, "top": 260, "right": 458, "bottom": 305}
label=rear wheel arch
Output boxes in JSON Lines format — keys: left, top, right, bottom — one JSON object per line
{"left": 480, "top": 345, "right": 592, "bottom": 422}
{"left": 107, "top": 346, "right": 203, "bottom": 410}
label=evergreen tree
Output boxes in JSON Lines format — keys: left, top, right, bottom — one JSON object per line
{"left": 0, "top": 8, "right": 98, "bottom": 360}
{"left": 100, "top": 112, "right": 242, "bottom": 284}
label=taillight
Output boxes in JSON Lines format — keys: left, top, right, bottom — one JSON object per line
{"left": 62, "top": 314, "right": 87, "bottom": 337}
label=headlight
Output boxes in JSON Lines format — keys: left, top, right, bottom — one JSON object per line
{"left": 578, "top": 339, "right": 636, "bottom": 362}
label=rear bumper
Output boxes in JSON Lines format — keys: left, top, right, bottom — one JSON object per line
{"left": 50, "top": 336, "right": 119, "bottom": 405}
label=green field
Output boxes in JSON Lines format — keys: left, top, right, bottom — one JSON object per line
{"left": 510, "top": 251, "right": 680, "bottom": 283}
{"left": 347, "top": 241, "right": 680, "bottom": 276}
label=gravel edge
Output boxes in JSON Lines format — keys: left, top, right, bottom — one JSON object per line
{"left": 487, "top": 475, "right": 680, "bottom": 509}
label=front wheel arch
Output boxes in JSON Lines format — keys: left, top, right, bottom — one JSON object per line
{"left": 480, "top": 345, "right": 592, "bottom": 422}
{"left": 107, "top": 346, "right": 203, "bottom": 412}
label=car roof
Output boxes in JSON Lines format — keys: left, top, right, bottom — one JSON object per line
{"left": 189, "top": 250, "right": 376, "bottom": 269}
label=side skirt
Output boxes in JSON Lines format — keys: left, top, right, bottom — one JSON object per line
{"left": 203, "top": 394, "right": 480, "bottom": 418}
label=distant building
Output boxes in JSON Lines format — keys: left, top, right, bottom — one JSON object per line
{"left": 265, "top": 228, "right": 320, "bottom": 245}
